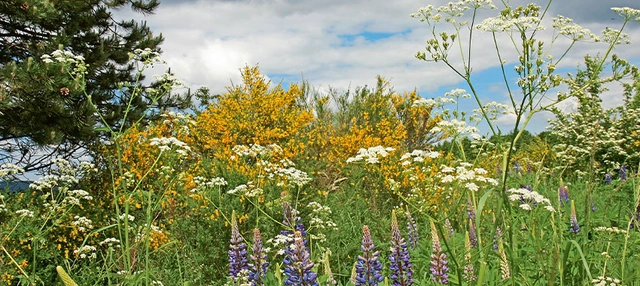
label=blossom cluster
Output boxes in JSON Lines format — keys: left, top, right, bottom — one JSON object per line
{"left": 346, "top": 146, "right": 396, "bottom": 164}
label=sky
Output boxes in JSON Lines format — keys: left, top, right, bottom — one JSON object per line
{"left": 115, "top": 0, "right": 640, "bottom": 135}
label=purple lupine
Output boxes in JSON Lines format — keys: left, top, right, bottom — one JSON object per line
{"left": 389, "top": 210, "right": 413, "bottom": 286}
{"left": 249, "top": 228, "right": 269, "bottom": 285}
{"left": 591, "top": 200, "right": 597, "bottom": 212}
{"left": 493, "top": 226, "right": 502, "bottom": 252}
{"left": 467, "top": 198, "right": 477, "bottom": 248}
{"left": 605, "top": 173, "right": 612, "bottom": 185}
{"left": 283, "top": 231, "right": 318, "bottom": 286}
{"left": 620, "top": 164, "right": 627, "bottom": 181}
{"left": 558, "top": 185, "right": 569, "bottom": 207}
{"left": 282, "top": 201, "right": 306, "bottom": 237}
{"left": 513, "top": 160, "right": 521, "bottom": 174}
{"left": 229, "top": 211, "right": 249, "bottom": 280}
{"left": 429, "top": 220, "right": 449, "bottom": 284}
{"left": 354, "top": 225, "right": 384, "bottom": 286}
{"left": 444, "top": 218, "right": 454, "bottom": 239}
{"left": 463, "top": 231, "right": 476, "bottom": 282}
{"left": 569, "top": 200, "right": 580, "bottom": 234}
{"left": 406, "top": 210, "right": 419, "bottom": 250}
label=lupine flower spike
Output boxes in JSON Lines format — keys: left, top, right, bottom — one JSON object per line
{"left": 323, "top": 251, "right": 338, "bottom": 285}
{"left": 249, "top": 228, "right": 269, "bottom": 285}
{"left": 429, "top": 220, "right": 449, "bottom": 284}
{"left": 389, "top": 210, "right": 414, "bottom": 285}
{"left": 283, "top": 231, "right": 319, "bottom": 286}
{"left": 444, "top": 218, "right": 454, "bottom": 239}
{"left": 229, "top": 210, "right": 249, "bottom": 281}
{"left": 354, "top": 225, "right": 384, "bottom": 286}
{"left": 558, "top": 183, "right": 569, "bottom": 207}
{"left": 620, "top": 164, "right": 627, "bottom": 181}
{"left": 406, "top": 209, "right": 419, "bottom": 250}
{"left": 463, "top": 231, "right": 477, "bottom": 282}
{"left": 467, "top": 197, "right": 478, "bottom": 248}
{"left": 605, "top": 173, "right": 612, "bottom": 185}
{"left": 497, "top": 234, "right": 510, "bottom": 281}
{"left": 570, "top": 200, "right": 580, "bottom": 234}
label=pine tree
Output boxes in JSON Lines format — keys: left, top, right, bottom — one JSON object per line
{"left": 0, "top": 0, "right": 189, "bottom": 173}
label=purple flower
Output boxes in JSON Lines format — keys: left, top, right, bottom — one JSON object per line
{"left": 605, "top": 173, "right": 612, "bottom": 185}
{"left": 558, "top": 185, "right": 569, "bottom": 207}
{"left": 354, "top": 225, "right": 384, "bottom": 286}
{"left": 467, "top": 198, "right": 477, "bottom": 248}
{"left": 389, "top": 210, "right": 413, "bottom": 286}
{"left": 229, "top": 211, "right": 249, "bottom": 280}
{"left": 493, "top": 226, "right": 502, "bottom": 252}
{"left": 406, "top": 210, "right": 419, "bottom": 250}
{"left": 444, "top": 218, "right": 454, "bottom": 239}
{"left": 620, "top": 164, "right": 627, "bottom": 181}
{"left": 590, "top": 200, "right": 596, "bottom": 212}
{"left": 463, "top": 231, "right": 476, "bottom": 282}
{"left": 249, "top": 228, "right": 269, "bottom": 285}
{"left": 282, "top": 201, "right": 306, "bottom": 237}
{"left": 570, "top": 200, "right": 580, "bottom": 234}
{"left": 283, "top": 231, "right": 318, "bottom": 286}
{"left": 430, "top": 220, "right": 449, "bottom": 284}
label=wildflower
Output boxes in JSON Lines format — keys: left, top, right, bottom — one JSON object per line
{"left": 591, "top": 200, "right": 596, "bottom": 212}
{"left": 248, "top": 228, "right": 269, "bottom": 286}
{"left": 406, "top": 210, "right": 419, "bottom": 250}
{"left": 630, "top": 202, "right": 640, "bottom": 229}
{"left": 570, "top": 200, "right": 580, "bottom": 234}
{"left": 558, "top": 185, "right": 569, "bottom": 206}
{"left": 619, "top": 164, "right": 627, "bottom": 181}
{"left": 444, "top": 218, "right": 454, "bottom": 239}
{"left": 283, "top": 231, "right": 318, "bottom": 286}
{"left": 463, "top": 231, "right": 476, "bottom": 282}
{"left": 604, "top": 173, "right": 612, "bottom": 185}
{"left": 15, "top": 209, "right": 34, "bottom": 218}
{"left": 467, "top": 198, "right": 477, "bottom": 248}
{"left": 493, "top": 226, "right": 502, "bottom": 252}
{"left": 389, "top": 210, "right": 413, "bottom": 285}
{"left": 592, "top": 275, "right": 622, "bottom": 286}
{"left": 354, "top": 225, "right": 384, "bottom": 286}
{"left": 429, "top": 220, "right": 449, "bottom": 284}
{"left": 229, "top": 211, "right": 249, "bottom": 280}
{"left": 497, "top": 235, "right": 510, "bottom": 281}
{"left": 322, "top": 251, "right": 337, "bottom": 286}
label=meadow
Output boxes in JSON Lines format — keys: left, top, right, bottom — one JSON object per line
{"left": 1, "top": 1, "right": 640, "bottom": 285}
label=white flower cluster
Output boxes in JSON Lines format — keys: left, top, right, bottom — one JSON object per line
{"left": 15, "top": 209, "right": 34, "bottom": 218}
{"left": 552, "top": 15, "right": 598, "bottom": 41}
{"left": 611, "top": 7, "right": 640, "bottom": 21}
{"left": 266, "top": 233, "right": 293, "bottom": 256}
{"left": 129, "top": 48, "right": 162, "bottom": 65}
{"left": 476, "top": 15, "right": 544, "bottom": 32}
{"left": 411, "top": 1, "right": 495, "bottom": 24}
{"left": 440, "top": 162, "right": 498, "bottom": 191}
{"left": 149, "top": 137, "right": 191, "bottom": 156}
{"left": 507, "top": 188, "right": 555, "bottom": 212}
{"left": 592, "top": 276, "right": 622, "bottom": 286}
{"left": 346, "top": 146, "right": 396, "bottom": 164}
{"left": 601, "top": 27, "right": 631, "bottom": 45}
{"left": 41, "top": 49, "right": 85, "bottom": 64}
{"left": 307, "top": 202, "right": 338, "bottom": 242}
{"left": 0, "top": 163, "right": 24, "bottom": 179}
{"left": 431, "top": 119, "right": 479, "bottom": 137}
{"left": 274, "top": 167, "right": 313, "bottom": 187}
{"left": 232, "top": 143, "right": 282, "bottom": 159}
{"left": 99, "top": 237, "right": 121, "bottom": 248}
{"left": 119, "top": 213, "right": 135, "bottom": 222}
{"left": 593, "top": 226, "right": 627, "bottom": 235}
{"left": 72, "top": 216, "right": 94, "bottom": 232}
{"left": 227, "top": 181, "right": 263, "bottom": 198}
{"left": 191, "top": 176, "right": 228, "bottom": 193}
{"left": 74, "top": 245, "right": 97, "bottom": 259}
{"left": 400, "top": 149, "right": 441, "bottom": 166}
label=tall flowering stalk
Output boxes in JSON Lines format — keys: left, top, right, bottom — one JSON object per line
{"left": 463, "top": 231, "right": 477, "bottom": 282}
{"left": 249, "top": 228, "right": 269, "bottom": 285}
{"left": 558, "top": 184, "right": 569, "bottom": 207}
{"left": 406, "top": 210, "right": 419, "bottom": 250}
{"left": 570, "top": 200, "right": 581, "bottom": 234}
{"left": 619, "top": 164, "right": 627, "bottom": 181}
{"left": 429, "top": 220, "right": 449, "bottom": 284}
{"left": 229, "top": 211, "right": 249, "bottom": 281}
{"left": 354, "top": 225, "right": 384, "bottom": 286}
{"left": 389, "top": 210, "right": 413, "bottom": 286}
{"left": 605, "top": 173, "right": 612, "bottom": 185}
{"left": 283, "top": 231, "right": 318, "bottom": 286}
{"left": 467, "top": 197, "right": 478, "bottom": 248}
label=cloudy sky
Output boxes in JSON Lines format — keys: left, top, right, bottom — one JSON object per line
{"left": 116, "top": 0, "right": 640, "bottom": 134}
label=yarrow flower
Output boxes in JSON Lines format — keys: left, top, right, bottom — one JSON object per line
{"left": 248, "top": 228, "right": 269, "bottom": 286}
{"left": 570, "top": 200, "right": 580, "bottom": 234}
{"left": 389, "top": 210, "right": 413, "bottom": 286}
{"left": 229, "top": 211, "right": 249, "bottom": 280}
{"left": 283, "top": 231, "right": 318, "bottom": 286}
{"left": 429, "top": 220, "right": 449, "bottom": 284}
{"left": 354, "top": 225, "right": 384, "bottom": 286}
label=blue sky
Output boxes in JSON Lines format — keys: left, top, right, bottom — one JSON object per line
{"left": 116, "top": 0, "right": 640, "bottom": 135}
